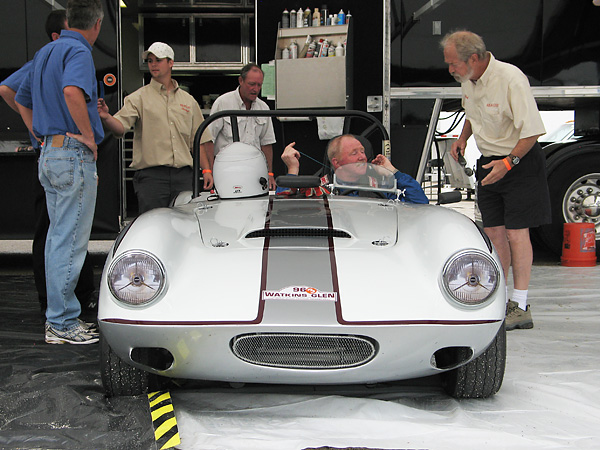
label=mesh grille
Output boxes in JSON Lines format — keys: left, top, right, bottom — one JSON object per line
{"left": 231, "top": 333, "right": 377, "bottom": 369}
{"left": 245, "top": 228, "right": 351, "bottom": 239}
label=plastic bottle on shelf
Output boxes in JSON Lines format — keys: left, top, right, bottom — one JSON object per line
{"left": 328, "top": 43, "right": 336, "bottom": 57}
{"left": 335, "top": 41, "right": 344, "bottom": 56}
{"left": 312, "top": 8, "right": 321, "bottom": 27}
{"left": 282, "top": 47, "right": 290, "bottom": 59}
{"left": 281, "top": 9, "right": 290, "bottom": 28}
{"left": 338, "top": 9, "right": 345, "bottom": 25}
{"left": 297, "top": 8, "right": 304, "bottom": 27}
{"left": 332, "top": 13, "right": 338, "bottom": 25}
{"left": 289, "top": 40, "right": 298, "bottom": 59}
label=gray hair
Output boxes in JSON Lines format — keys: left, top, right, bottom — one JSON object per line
{"left": 440, "top": 30, "right": 487, "bottom": 62}
{"left": 326, "top": 134, "right": 359, "bottom": 162}
{"left": 67, "top": 0, "right": 104, "bottom": 30}
{"left": 240, "top": 63, "right": 263, "bottom": 80}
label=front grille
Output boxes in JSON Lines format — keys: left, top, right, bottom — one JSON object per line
{"left": 245, "top": 228, "right": 351, "bottom": 239}
{"left": 231, "top": 333, "right": 377, "bottom": 369}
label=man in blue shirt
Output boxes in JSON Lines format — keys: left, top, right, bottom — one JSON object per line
{"left": 0, "top": 9, "right": 96, "bottom": 320}
{"left": 277, "top": 135, "right": 429, "bottom": 204}
{"left": 15, "top": 0, "right": 104, "bottom": 345}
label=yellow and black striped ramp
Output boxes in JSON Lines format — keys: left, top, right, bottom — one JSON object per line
{"left": 148, "top": 391, "right": 181, "bottom": 450}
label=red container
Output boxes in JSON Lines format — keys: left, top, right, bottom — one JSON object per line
{"left": 561, "top": 223, "right": 597, "bottom": 267}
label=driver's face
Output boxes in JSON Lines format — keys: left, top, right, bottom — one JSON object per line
{"left": 332, "top": 137, "right": 368, "bottom": 180}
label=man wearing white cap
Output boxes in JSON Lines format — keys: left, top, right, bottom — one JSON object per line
{"left": 98, "top": 42, "right": 214, "bottom": 213}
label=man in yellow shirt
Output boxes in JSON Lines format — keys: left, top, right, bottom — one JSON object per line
{"left": 441, "top": 30, "right": 551, "bottom": 331}
{"left": 98, "top": 42, "right": 213, "bottom": 213}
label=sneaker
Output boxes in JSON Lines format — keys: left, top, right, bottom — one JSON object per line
{"left": 505, "top": 300, "right": 534, "bottom": 330}
{"left": 45, "top": 322, "right": 99, "bottom": 345}
{"left": 78, "top": 318, "right": 98, "bottom": 333}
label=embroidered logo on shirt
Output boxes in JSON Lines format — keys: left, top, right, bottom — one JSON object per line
{"left": 486, "top": 103, "right": 499, "bottom": 108}
{"left": 180, "top": 104, "right": 191, "bottom": 113}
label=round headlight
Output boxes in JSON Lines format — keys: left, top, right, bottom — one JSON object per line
{"left": 108, "top": 251, "right": 165, "bottom": 306}
{"left": 442, "top": 250, "right": 499, "bottom": 306}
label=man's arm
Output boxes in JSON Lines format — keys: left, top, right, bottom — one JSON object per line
{"left": 97, "top": 98, "right": 125, "bottom": 137}
{"left": 15, "top": 102, "right": 37, "bottom": 140}
{"left": 63, "top": 85, "right": 97, "bottom": 159}
{"left": 280, "top": 142, "right": 300, "bottom": 175}
{"left": 261, "top": 144, "right": 276, "bottom": 190}
{"left": 480, "top": 134, "right": 542, "bottom": 186}
{"left": 199, "top": 142, "right": 214, "bottom": 190}
{"left": 0, "top": 85, "right": 19, "bottom": 113}
{"left": 450, "top": 119, "right": 473, "bottom": 161}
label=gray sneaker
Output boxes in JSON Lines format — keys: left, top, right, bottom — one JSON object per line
{"left": 506, "top": 300, "right": 534, "bottom": 331}
{"left": 45, "top": 322, "right": 99, "bottom": 344}
{"left": 78, "top": 318, "right": 98, "bottom": 333}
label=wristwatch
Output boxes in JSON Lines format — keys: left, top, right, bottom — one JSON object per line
{"left": 508, "top": 154, "right": 521, "bottom": 166}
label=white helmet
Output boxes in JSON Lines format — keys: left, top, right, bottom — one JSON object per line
{"left": 213, "top": 142, "right": 269, "bottom": 199}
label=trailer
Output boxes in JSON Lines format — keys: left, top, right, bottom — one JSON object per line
{"left": 2, "top": 0, "right": 599, "bottom": 256}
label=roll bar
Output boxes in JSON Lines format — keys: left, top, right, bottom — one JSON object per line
{"left": 192, "top": 109, "right": 390, "bottom": 198}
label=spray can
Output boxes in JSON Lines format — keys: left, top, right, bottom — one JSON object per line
{"left": 281, "top": 9, "right": 290, "bottom": 28}
{"left": 319, "top": 39, "right": 329, "bottom": 57}
{"left": 289, "top": 40, "right": 298, "bottom": 59}
{"left": 320, "top": 5, "right": 329, "bottom": 26}
{"left": 312, "top": 8, "right": 320, "bottom": 27}
{"left": 337, "top": 9, "right": 345, "bottom": 25}
{"left": 328, "top": 43, "right": 336, "bottom": 57}
{"left": 332, "top": 13, "right": 338, "bottom": 25}
{"left": 345, "top": 10, "right": 352, "bottom": 25}
{"left": 306, "top": 40, "right": 316, "bottom": 57}
{"left": 297, "top": 8, "right": 304, "bottom": 27}
{"left": 303, "top": 8, "right": 311, "bottom": 27}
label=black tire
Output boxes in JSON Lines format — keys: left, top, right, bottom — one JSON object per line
{"left": 534, "top": 153, "right": 600, "bottom": 255}
{"left": 441, "top": 322, "right": 506, "bottom": 399}
{"left": 101, "top": 333, "right": 165, "bottom": 397}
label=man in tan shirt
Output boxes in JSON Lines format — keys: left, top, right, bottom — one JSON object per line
{"left": 98, "top": 42, "right": 213, "bottom": 213}
{"left": 441, "top": 31, "right": 551, "bottom": 331}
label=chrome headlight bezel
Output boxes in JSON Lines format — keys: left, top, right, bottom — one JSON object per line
{"left": 442, "top": 249, "right": 500, "bottom": 307}
{"left": 108, "top": 250, "right": 166, "bottom": 307}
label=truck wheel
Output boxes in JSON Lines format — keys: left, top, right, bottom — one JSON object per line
{"left": 535, "top": 154, "right": 600, "bottom": 255}
{"left": 441, "top": 322, "right": 506, "bottom": 398}
{"left": 101, "top": 334, "right": 165, "bottom": 397}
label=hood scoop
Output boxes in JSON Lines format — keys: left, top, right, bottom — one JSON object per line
{"left": 245, "top": 228, "right": 351, "bottom": 239}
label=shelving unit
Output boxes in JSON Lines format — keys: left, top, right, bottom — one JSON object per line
{"left": 275, "top": 23, "right": 353, "bottom": 109}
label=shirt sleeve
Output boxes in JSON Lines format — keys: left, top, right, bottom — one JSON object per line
{"left": 509, "top": 75, "right": 546, "bottom": 139}
{"left": 394, "top": 171, "right": 429, "bottom": 204}
{"left": 14, "top": 65, "right": 34, "bottom": 109}
{"left": 208, "top": 97, "right": 224, "bottom": 141}
{"left": 192, "top": 99, "right": 213, "bottom": 146}
{"left": 259, "top": 116, "right": 277, "bottom": 146}
{"left": 113, "top": 92, "right": 142, "bottom": 134}
{"left": 62, "top": 49, "right": 95, "bottom": 102}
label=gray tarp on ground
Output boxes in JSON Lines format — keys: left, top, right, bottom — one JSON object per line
{"left": 1, "top": 264, "right": 599, "bottom": 450}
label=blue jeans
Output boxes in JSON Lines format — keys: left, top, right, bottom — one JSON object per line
{"left": 39, "top": 136, "right": 97, "bottom": 331}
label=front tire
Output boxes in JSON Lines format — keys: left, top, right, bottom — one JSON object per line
{"left": 101, "top": 334, "right": 165, "bottom": 397}
{"left": 441, "top": 322, "right": 506, "bottom": 399}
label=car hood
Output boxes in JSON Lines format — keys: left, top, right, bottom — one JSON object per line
{"left": 104, "top": 195, "right": 500, "bottom": 324}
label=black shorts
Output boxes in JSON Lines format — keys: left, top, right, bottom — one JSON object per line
{"left": 476, "top": 143, "right": 551, "bottom": 229}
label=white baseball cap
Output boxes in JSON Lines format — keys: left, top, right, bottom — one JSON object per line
{"left": 142, "top": 42, "right": 174, "bottom": 60}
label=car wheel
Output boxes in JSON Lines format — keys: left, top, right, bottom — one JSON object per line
{"left": 534, "top": 154, "right": 600, "bottom": 255}
{"left": 101, "top": 333, "right": 165, "bottom": 397}
{"left": 441, "top": 322, "right": 506, "bottom": 399}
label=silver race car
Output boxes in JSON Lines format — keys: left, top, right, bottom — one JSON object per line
{"left": 99, "top": 110, "right": 506, "bottom": 398}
